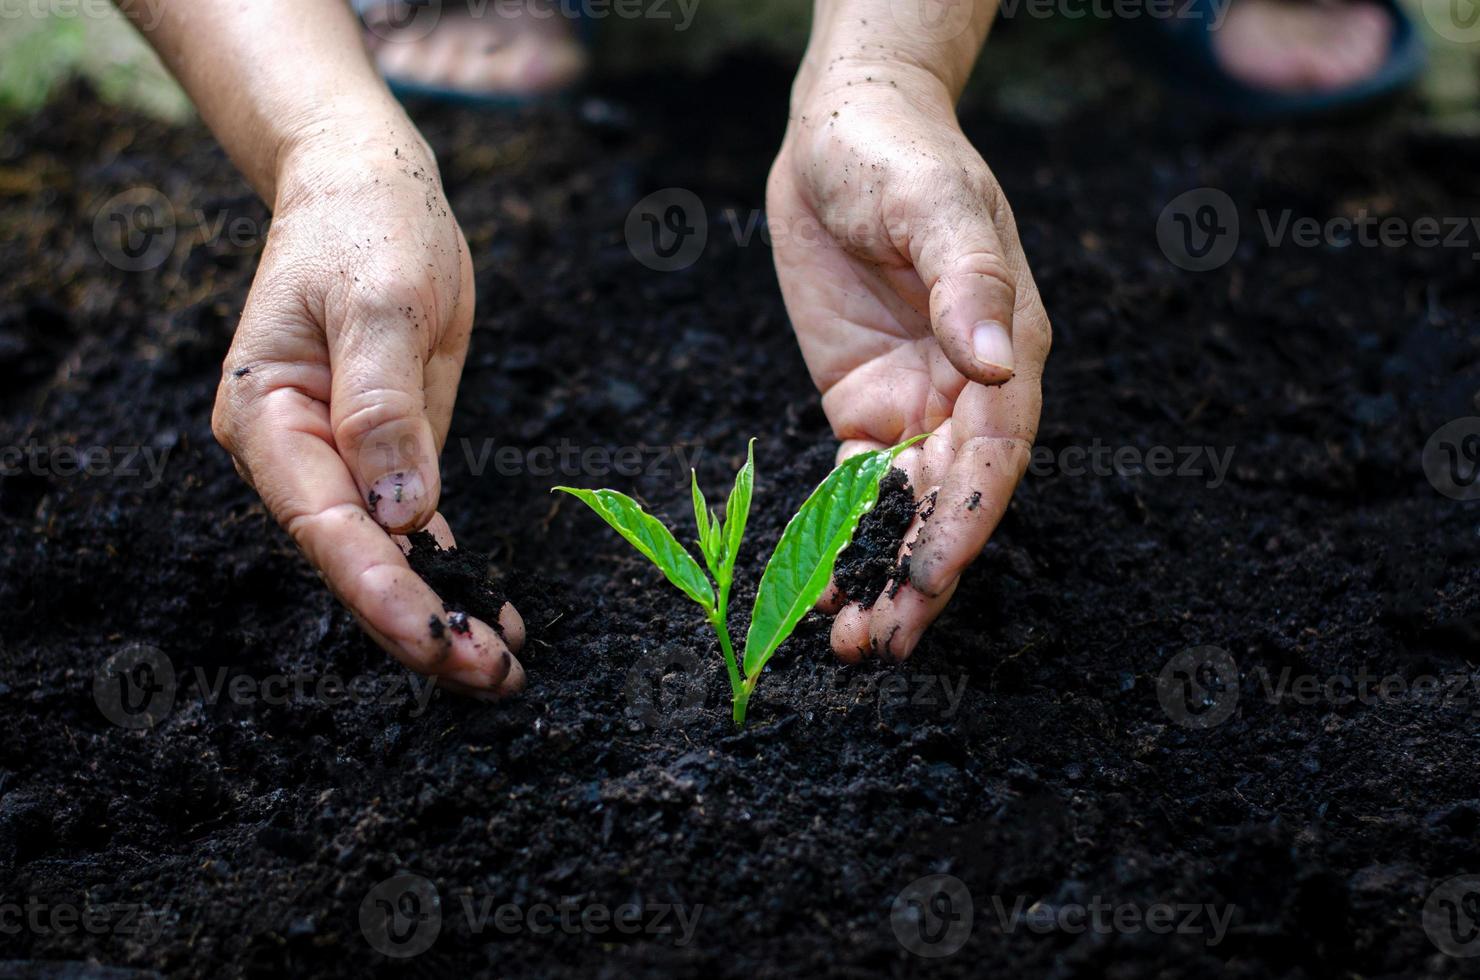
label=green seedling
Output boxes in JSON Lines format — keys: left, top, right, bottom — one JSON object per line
{"left": 554, "top": 435, "right": 925, "bottom": 726}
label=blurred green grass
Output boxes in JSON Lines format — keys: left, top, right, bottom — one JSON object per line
{"left": 0, "top": 0, "right": 1474, "bottom": 128}
{"left": 0, "top": 3, "right": 189, "bottom": 119}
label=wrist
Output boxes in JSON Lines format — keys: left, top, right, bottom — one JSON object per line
{"left": 792, "top": 1, "right": 992, "bottom": 113}
{"left": 780, "top": 53, "right": 963, "bottom": 175}
{"left": 789, "top": 55, "right": 958, "bottom": 127}
{"left": 273, "top": 100, "right": 441, "bottom": 214}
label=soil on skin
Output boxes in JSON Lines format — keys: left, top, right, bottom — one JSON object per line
{"left": 406, "top": 532, "right": 508, "bottom": 636}
{"left": 834, "top": 468, "right": 916, "bottom": 608}
{"left": 1, "top": 54, "right": 1479, "bottom": 979}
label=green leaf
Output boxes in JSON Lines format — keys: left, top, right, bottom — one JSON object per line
{"left": 706, "top": 518, "right": 724, "bottom": 564}
{"left": 691, "top": 470, "right": 710, "bottom": 544}
{"left": 691, "top": 470, "right": 720, "bottom": 578}
{"left": 720, "top": 439, "right": 755, "bottom": 582}
{"left": 554, "top": 487, "right": 715, "bottom": 611}
{"left": 741, "top": 435, "right": 927, "bottom": 677}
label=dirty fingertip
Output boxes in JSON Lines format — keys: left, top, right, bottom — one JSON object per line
{"left": 424, "top": 513, "right": 457, "bottom": 549}
{"left": 872, "top": 577, "right": 959, "bottom": 663}
{"left": 367, "top": 469, "right": 435, "bottom": 534}
{"left": 904, "top": 526, "right": 951, "bottom": 598}
{"left": 394, "top": 515, "right": 455, "bottom": 555}
{"left": 830, "top": 604, "right": 871, "bottom": 664}
{"left": 498, "top": 601, "right": 527, "bottom": 653}
{"left": 816, "top": 579, "right": 848, "bottom": 614}
{"left": 438, "top": 616, "right": 523, "bottom": 697}
{"left": 874, "top": 621, "right": 922, "bottom": 664}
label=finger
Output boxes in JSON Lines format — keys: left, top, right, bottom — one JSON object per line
{"left": 830, "top": 602, "right": 872, "bottom": 664}
{"left": 908, "top": 434, "right": 1032, "bottom": 599}
{"left": 330, "top": 293, "right": 444, "bottom": 535}
{"left": 840, "top": 468, "right": 942, "bottom": 662}
{"left": 423, "top": 240, "right": 475, "bottom": 445}
{"left": 219, "top": 373, "right": 523, "bottom": 698}
{"left": 424, "top": 348, "right": 465, "bottom": 449}
{"left": 817, "top": 581, "right": 849, "bottom": 615}
{"left": 394, "top": 512, "right": 457, "bottom": 552}
{"left": 836, "top": 438, "right": 886, "bottom": 465}
{"left": 496, "top": 601, "right": 527, "bottom": 656}
{"left": 907, "top": 180, "right": 1019, "bottom": 386}
{"left": 393, "top": 513, "right": 527, "bottom": 655}
{"left": 867, "top": 577, "right": 961, "bottom": 663}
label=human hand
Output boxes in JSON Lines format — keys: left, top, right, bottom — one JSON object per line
{"left": 768, "top": 55, "right": 1050, "bottom": 662}
{"left": 210, "top": 130, "right": 526, "bottom": 699}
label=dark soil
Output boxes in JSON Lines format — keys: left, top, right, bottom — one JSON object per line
{"left": 2, "top": 49, "right": 1479, "bottom": 980}
{"left": 833, "top": 468, "right": 917, "bottom": 608}
{"left": 406, "top": 532, "right": 507, "bottom": 637}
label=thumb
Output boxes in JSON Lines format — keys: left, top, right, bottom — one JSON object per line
{"left": 331, "top": 311, "right": 442, "bottom": 535}
{"left": 910, "top": 186, "right": 1019, "bottom": 387}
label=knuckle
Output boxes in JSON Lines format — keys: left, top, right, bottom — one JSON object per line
{"left": 210, "top": 386, "right": 249, "bottom": 455}
{"left": 333, "top": 391, "right": 423, "bottom": 450}
{"left": 354, "top": 274, "right": 430, "bottom": 321}
{"left": 282, "top": 500, "right": 361, "bottom": 559}
{"left": 209, "top": 401, "right": 236, "bottom": 454}
{"left": 960, "top": 248, "right": 1017, "bottom": 295}
{"left": 210, "top": 363, "right": 273, "bottom": 454}
{"left": 1035, "top": 315, "right": 1054, "bottom": 360}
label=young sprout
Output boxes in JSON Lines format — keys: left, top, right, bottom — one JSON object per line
{"left": 554, "top": 435, "right": 925, "bottom": 726}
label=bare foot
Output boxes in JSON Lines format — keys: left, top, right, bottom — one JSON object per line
{"left": 1211, "top": 0, "right": 1393, "bottom": 93}
{"left": 361, "top": 0, "right": 587, "bottom": 97}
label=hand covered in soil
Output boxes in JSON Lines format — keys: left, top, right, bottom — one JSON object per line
{"left": 210, "top": 135, "right": 526, "bottom": 699}
{"left": 768, "top": 51, "right": 1050, "bottom": 662}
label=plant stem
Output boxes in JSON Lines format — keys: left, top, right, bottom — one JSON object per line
{"left": 732, "top": 672, "right": 760, "bottom": 727}
{"left": 711, "top": 594, "right": 742, "bottom": 701}
{"left": 710, "top": 583, "right": 758, "bottom": 727}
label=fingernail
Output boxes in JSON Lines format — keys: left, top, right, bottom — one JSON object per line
{"left": 972, "top": 320, "right": 1015, "bottom": 374}
{"left": 368, "top": 470, "right": 426, "bottom": 531}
